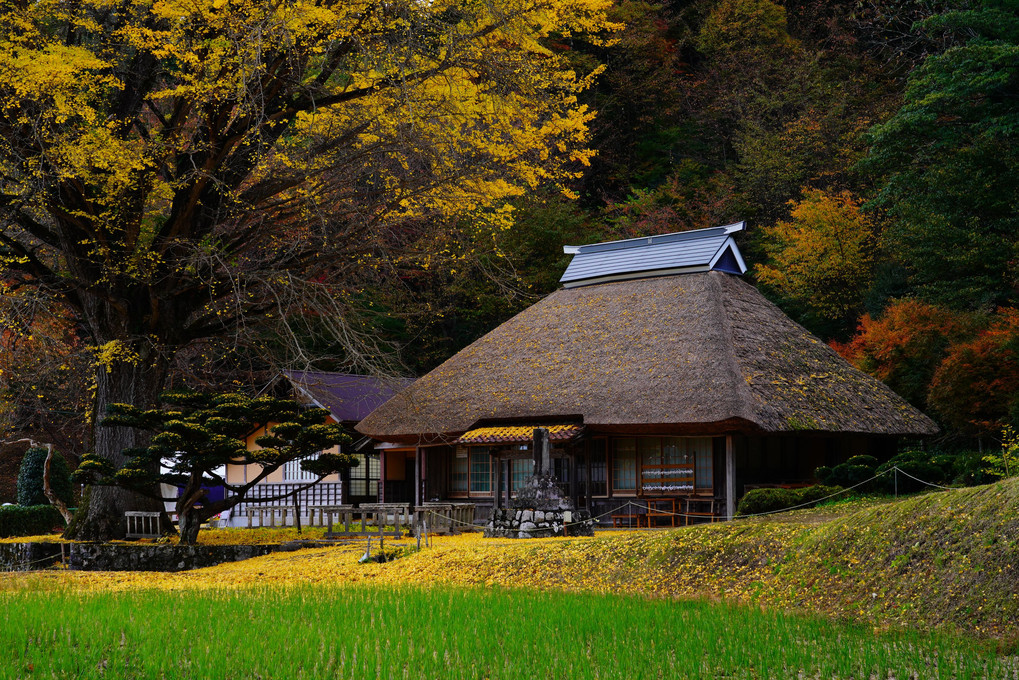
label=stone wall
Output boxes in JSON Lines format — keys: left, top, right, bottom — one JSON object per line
{"left": 0, "top": 542, "right": 64, "bottom": 571}
{"left": 485, "top": 469, "right": 596, "bottom": 538}
{"left": 0, "top": 540, "right": 322, "bottom": 572}
{"left": 485, "top": 508, "right": 594, "bottom": 538}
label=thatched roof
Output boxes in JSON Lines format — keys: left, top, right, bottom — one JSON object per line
{"left": 357, "top": 272, "right": 938, "bottom": 442}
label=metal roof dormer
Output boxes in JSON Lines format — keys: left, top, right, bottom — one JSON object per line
{"left": 559, "top": 222, "right": 747, "bottom": 288}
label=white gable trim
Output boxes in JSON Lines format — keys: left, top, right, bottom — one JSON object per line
{"left": 707, "top": 237, "right": 748, "bottom": 274}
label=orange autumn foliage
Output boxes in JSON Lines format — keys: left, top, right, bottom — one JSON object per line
{"left": 929, "top": 309, "right": 1019, "bottom": 435}
{"left": 832, "top": 299, "right": 983, "bottom": 409}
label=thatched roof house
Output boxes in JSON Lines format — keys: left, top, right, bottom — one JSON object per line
{"left": 357, "top": 224, "right": 936, "bottom": 523}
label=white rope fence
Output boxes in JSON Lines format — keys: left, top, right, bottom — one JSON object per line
{"left": 559, "top": 464, "right": 960, "bottom": 530}
{"left": 414, "top": 463, "right": 960, "bottom": 537}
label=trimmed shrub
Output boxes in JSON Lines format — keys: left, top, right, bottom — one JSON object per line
{"left": 796, "top": 484, "right": 844, "bottom": 505}
{"left": 949, "top": 449, "right": 998, "bottom": 486}
{"left": 736, "top": 485, "right": 843, "bottom": 516}
{"left": 845, "top": 455, "right": 879, "bottom": 469}
{"left": 876, "top": 457, "right": 949, "bottom": 493}
{"left": 17, "top": 447, "right": 73, "bottom": 508}
{"left": 0, "top": 504, "right": 66, "bottom": 538}
{"left": 817, "top": 461, "right": 878, "bottom": 489}
{"left": 736, "top": 488, "right": 797, "bottom": 516}
{"left": 829, "top": 463, "right": 877, "bottom": 487}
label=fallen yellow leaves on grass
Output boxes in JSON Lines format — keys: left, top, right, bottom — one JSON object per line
{"left": 1, "top": 525, "right": 797, "bottom": 605}
{"left": 3, "top": 479, "right": 1018, "bottom": 641}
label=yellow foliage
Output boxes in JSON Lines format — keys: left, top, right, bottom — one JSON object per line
{"left": 0, "top": 0, "right": 618, "bottom": 290}
{"left": 755, "top": 189, "right": 876, "bottom": 320}
{"left": 91, "top": 340, "right": 142, "bottom": 373}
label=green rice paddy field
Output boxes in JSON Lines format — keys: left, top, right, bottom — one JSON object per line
{"left": 2, "top": 585, "right": 1016, "bottom": 679}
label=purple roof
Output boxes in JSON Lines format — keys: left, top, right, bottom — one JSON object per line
{"left": 284, "top": 371, "right": 411, "bottom": 424}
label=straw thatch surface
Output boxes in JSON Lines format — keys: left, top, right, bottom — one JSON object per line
{"left": 358, "top": 272, "right": 938, "bottom": 442}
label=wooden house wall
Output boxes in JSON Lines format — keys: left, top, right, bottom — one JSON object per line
{"left": 389, "top": 432, "right": 901, "bottom": 522}
{"left": 224, "top": 424, "right": 344, "bottom": 485}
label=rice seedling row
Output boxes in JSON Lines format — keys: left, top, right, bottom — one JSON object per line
{"left": 2, "top": 586, "right": 1014, "bottom": 679}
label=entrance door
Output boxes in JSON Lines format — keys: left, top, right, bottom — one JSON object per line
{"left": 382, "top": 450, "right": 414, "bottom": 504}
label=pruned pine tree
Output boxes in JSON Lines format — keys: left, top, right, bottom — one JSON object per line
{"left": 0, "top": 0, "right": 614, "bottom": 539}
{"left": 74, "top": 391, "right": 354, "bottom": 545}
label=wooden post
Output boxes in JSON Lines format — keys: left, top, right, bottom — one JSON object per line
{"left": 725, "top": 435, "right": 735, "bottom": 521}
{"left": 378, "top": 449, "right": 386, "bottom": 503}
{"left": 540, "top": 430, "right": 551, "bottom": 474}
{"left": 532, "top": 429, "right": 542, "bottom": 474}
{"left": 585, "top": 448, "right": 593, "bottom": 512}
{"left": 421, "top": 447, "right": 427, "bottom": 501}
{"left": 414, "top": 446, "right": 422, "bottom": 507}
{"left": 568, "top": 454, "right": 576, "bottom": 507}
{"left": 505, "top": 459, "right": 512, "bottom": 502}
{"left": 493, "top": 455, "right": 503, "bottom": 511}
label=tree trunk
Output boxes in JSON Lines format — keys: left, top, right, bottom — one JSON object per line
{"left": 42, "top": 445, "right": 75, "bottom": 525}
{"left": 178, "top": 510, "right": 203, "bottom": 545}
{"left": 64, "top": 348, "right": 168, "bottom": 541}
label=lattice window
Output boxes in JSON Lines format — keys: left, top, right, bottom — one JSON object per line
{"left": 282, "top": 453, "right": 320, "bottom": 482}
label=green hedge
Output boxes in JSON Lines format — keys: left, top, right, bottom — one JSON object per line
{"left": 0, "top": 504, "right": 66, "bottom": 538}
{"left": 736, "top": 485, "right": 844, "bottom": 516}
{"left": 17, "top": 447, "right": 74, "bottom": 507}
{"left": 816, "top": 462, "right": 878, "bottom": 489}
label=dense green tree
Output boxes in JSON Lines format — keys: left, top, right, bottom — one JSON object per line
{"left": 575, "top": 1, "right": 692, "bottom": 205}
{"left": 16, "top": 446, "right": 73, "bottom": 508}
{"left": 861, "top": 0, "right": 1019, "bottom": 310}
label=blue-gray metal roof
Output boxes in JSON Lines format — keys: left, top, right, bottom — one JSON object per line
{"left": 560, "top": 222, "right": 746, "bottom": 288}
{"left": 284, "top": 371, "right": 411, "bottom": 424}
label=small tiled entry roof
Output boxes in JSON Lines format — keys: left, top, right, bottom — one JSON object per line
{"left": 456, "top": 424, "right": 584, "bottom": 445}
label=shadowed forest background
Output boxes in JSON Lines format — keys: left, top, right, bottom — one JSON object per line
{"left": 374, "top": 0, "right": 1018, "bottom": 452}
{"left": 1, "top": 0, "right": 1016, "bottom": 490}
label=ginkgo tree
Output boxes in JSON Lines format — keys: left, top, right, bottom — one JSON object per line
{"left": 755, "top": 189, "right": 876, "bottom": 335}
{"left": 75, "top": 390, "right": 355, "bottom": 545}
{"left": 0, "top": 0, "right": 615, "bottom": 539}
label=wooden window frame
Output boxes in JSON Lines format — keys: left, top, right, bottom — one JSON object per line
{"left": 449, "top": 448, "right": 469, "bottom": 498}
{"left": 449, "top": 446, "right": 494, "bottom": 498}
{"left": 468, "top": 447, "right": 493, "bottom": 497}
{"left": 347, "top": 452, "right": 380, "bottom": 498}
{"left": 610, "top": 438, "right": 638, "bottom": 496}
{"left": 588, "top": 438, "right": 609, "bottom": 498}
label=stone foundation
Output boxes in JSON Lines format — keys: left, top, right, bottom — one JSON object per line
{"left": 484, "top": 507, "right": 594, "bottom": 538}
{"left": 0, "top": 540, "right": 322, "bottom": 572}
{"left": 484, "top": 471, "right": 595, "bottom": 538}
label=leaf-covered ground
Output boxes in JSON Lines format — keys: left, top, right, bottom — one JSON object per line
{"left": 4, "top": 479, "right": 1017, "bottom": 645}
